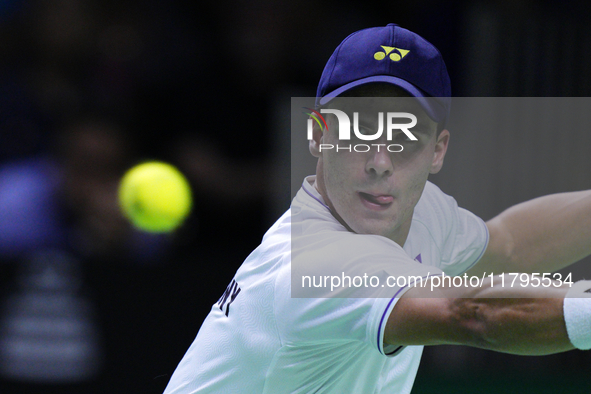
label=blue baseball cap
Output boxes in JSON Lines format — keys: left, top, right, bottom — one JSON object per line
{"left": 316, "top": 23, "right": 451, "bottom": 126}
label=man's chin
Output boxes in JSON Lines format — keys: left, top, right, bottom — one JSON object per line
{"left": 349, "top": 220, "right": 398, "bottom": 240}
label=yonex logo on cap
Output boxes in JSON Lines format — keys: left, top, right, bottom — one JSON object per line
{"left": 373, "top": 45, "right": 410, "bottom": 62}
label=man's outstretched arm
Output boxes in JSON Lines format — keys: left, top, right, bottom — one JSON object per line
{"left": 467, "top": 190, "right": 591, "bottom": 276}
{"left": 385, "top": 276, "right": 578, "bottom": 356}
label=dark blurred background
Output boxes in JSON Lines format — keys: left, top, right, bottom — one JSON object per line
{"left": 0, "top": 0, "right": 591, "bottom": 393}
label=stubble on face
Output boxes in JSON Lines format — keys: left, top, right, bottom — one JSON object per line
{"left": 313, "top": 84, "right": 441, "bottom": 245}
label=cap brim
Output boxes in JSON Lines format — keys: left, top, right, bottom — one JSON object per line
{"left": 317, "top": 75, "right": 448, "bottom": 124}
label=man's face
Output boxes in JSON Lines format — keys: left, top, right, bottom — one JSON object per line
{"left": 310, "top": 85, "right": 449, "bottom": 245}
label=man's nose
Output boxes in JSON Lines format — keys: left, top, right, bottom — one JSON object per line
{"left": 365, "top": 146, "right": 393, "bottom": 177}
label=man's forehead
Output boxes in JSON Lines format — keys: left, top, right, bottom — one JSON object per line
{"left": 320, "top": 83, "right": 440, "bottom": 129}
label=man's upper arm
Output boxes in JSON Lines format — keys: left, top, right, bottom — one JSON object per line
{"left": 466, "top": 190, "right": 591, "bottom": 276}
{"left": 384, "top": 296, "right": 463, "bottom": 347}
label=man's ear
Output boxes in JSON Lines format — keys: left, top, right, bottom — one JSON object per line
{"left": 309, "top": 119, "right": 324, "bottom": 158}
{"left": 430, "top": 129, "right": 449, "bottom": 174}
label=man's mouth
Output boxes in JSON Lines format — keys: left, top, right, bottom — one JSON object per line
{"left": 359, "top": 192, "right": 394, "bottom": 210}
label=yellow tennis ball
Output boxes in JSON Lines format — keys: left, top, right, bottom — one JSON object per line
{"left": 118, "top": 161, "right": 192, "bottom": 233}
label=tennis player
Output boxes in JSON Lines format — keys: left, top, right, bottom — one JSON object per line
{"left": 163, "top": 24, "right": 591, "bottom": 393}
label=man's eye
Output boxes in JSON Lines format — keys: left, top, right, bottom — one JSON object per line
{"left": 393, "top": 132, "right": 415, "bottom": 142}
{"left": 357, "top": 127, "right": 375, "bottom": 135}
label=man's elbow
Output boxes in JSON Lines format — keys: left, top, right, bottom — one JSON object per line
{"left": 450, "top": 298, "right": 504, "bottom": 350}
{"left": 477, "top": 218, "right": 518, "bottom": 274}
